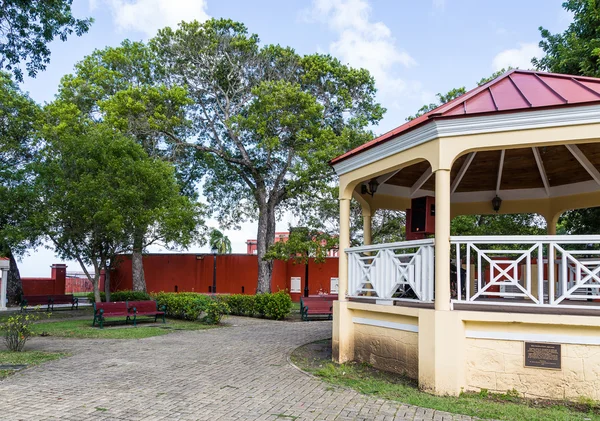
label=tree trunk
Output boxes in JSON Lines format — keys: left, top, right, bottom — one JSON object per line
{"left": 104, "top": 267, "right": 111, "bottom": 302}
{"left": 7, "top": 251, "right": 23, "bottom": 306}
{"left": 256, "top": 205, "right": 276, "bottom": 294}
{"left": 93, "top": 272, "right": 101, "bottom": 303}
{"left": 132, "top": 232, "right": 146, "bottom": 292}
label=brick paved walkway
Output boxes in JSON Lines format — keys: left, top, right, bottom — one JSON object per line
{"left": 0, "top": 317, "right": 476, "bottom": 421}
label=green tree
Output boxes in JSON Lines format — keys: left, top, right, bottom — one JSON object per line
{"left": 208, "top": 229, "right": 232, "bottom": 254}
{"left": 0, "top": 72, "right": 41, "bottom": 303}
{"left": 56, "top": 40, "right": 197, "bottom": 291}
{"left": 34, "top": 103, "right": 204, "bottom": 301}
{"left": 406, "top": 69, "right": 511, "bottom": 121}
{"left": 534, "top": 0, "right": 600, "bottom": 232}
{"left": 0, "top": 0, "right": 92, "bottom": 81}
{"left": 265, "top": 227, "right": 337, "bottom": 265}
{"left": 533, "top": 0, "right": 600, "bottom": 77}
{"left": 152, "top": 19, "right": 384, "bottom": 293}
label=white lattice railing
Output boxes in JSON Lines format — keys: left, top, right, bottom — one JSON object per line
{"left": 451, "top": 235, "right": 600, "bottom": 308}
{"left": 346, "top": 239, "right": 434, "bottom": 302}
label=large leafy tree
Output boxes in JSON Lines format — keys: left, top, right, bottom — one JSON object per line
{"left": 151, "top": 19, "right": 384, "bottom": 292}
{"left": 533, "top": 0, "right": 600, "bottom": 77}
{"left": 57, "top": 40, "right": 197, "bottom": 291}
{"left": 534, "top": 0, "right": 600, "bottom": 232}
{"left": 0, "top": 0, "right": 92, "bottom": 81}
{"left": 35, "top": 103, "right": 204, "bottom": 301}
{"left": 0, "top": 72, "right": 40, "bottom": 303}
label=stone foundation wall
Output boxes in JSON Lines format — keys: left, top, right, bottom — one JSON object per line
{"left": 465, "top": 338, "right": 600, "bottom": 400}
{"left": 354, "top": 324, "right": 418, "bottom": 379}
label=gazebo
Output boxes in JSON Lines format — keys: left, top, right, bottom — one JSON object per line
{"left": 331, "top": 69, "right": 600, "bottom": 400}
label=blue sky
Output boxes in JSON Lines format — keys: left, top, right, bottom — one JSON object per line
{"left": 18, "top": 0, "right": 570, "bottom": 276}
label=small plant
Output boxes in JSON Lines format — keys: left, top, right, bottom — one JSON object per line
{"left": 1, "top": 309, "right": 49, "bottom": 352}
{"left": 478, "top": 388, "right": 489, "bottom": 398}
{"left": 262, "top": 290, "right": 292, "bottom": 320}
{"left": 203, "top": 299, "right": 229, "bottom": 325}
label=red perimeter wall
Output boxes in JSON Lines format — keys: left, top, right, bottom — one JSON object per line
{"left": 110, "top": 254, "right": 339, "bottom": 301}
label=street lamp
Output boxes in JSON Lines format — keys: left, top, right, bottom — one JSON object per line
{"left": 211, "top": 247, "right": 218, "bottom": 294}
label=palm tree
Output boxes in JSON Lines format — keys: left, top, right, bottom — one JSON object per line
{"left": 209, "top": 229, "right": 232, "bottom": 254}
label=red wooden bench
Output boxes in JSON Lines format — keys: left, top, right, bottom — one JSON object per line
{"left": 47, "top": 294, "right": 78, "bottom": 311}
{"left": 127, "top": 300, "right": 166, "bottom": 326}
{"left": 93, "top": 302, "right": 130, "bottom": 328}
{"left": 20, "top": 295, "right": 53, "bottom": 311}
{"left": 301, "top": 297, "right": 333, "bottom": 321}
{"left": 21, "top": 295, "right": 78, "bottom": 311}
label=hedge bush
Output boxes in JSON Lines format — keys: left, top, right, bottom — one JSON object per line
{"left": 86, "top": 290, "right": 151, "bottom": 303}
{"left": 153, "top": 292, "right": 212, "bottom": 321}
{"left": 203, "top": 300, "right": 229, "bottom": 324}
{"left": 221, "top": 291, "right": 292, "bottom": 320}
{"left": 225, "top": 294, "right": 255, "bottom": 316}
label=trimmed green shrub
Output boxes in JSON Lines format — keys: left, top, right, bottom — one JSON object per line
{"left": 224, "top": 294, "right": 255, "bottom": 316}
{"left": 85, "top": 290, "right": 151, "bottom": 303}
{"left": 262, "top": 290, "right": 292, "bottom": 320}
{"left": 253, "top": 293, "right": 269, "bottom": 318}
{"left": 153, "top": 292, "right": 212, "bottom": 321}
{"left": 110, "top": 290, "right": 151, "bottom": 302}
{"left": 203, "top": 300, "right": 229, "bottom": 324}
{"left": 86, "top": 292, "right": 106, "bottom": 302}
{"left": 240, "top": 291, "right": 292, "bottom": 320}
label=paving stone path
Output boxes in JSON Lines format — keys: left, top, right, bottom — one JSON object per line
{"left": 0, "top": 316, "right": 477, "bottom": 421}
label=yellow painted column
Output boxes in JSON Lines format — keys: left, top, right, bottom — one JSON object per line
{"left": 546, "top": 212, "right": 560, "bottom": 235}
{"left": 363, "top": 214, "right": 372, "bottom": 246}
{"left": 338, "top": 197, "right": 350, "bottom": 301}
{"left": 333, "top": 197, "right": 354, "bottom": 363}
{"left": 434, "top": 169, "right": 451, "bottom": 311}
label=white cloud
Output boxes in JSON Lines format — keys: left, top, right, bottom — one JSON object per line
{"left": 432, "top": 0, "right": 446, "bottom": 11}
{"left": 308, "top": 0, "right": 416, "bottom": 99}
{"left": 492, "top": 42, "right": 543, "bottom": 71}
{"left": 91, "top": 0, "right": 210, "bottom": 37}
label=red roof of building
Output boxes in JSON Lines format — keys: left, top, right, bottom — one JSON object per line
{"left": 331, "top": 69, "right": 600, "bottom": 165}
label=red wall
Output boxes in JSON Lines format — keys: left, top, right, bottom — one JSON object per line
{"left": 21, "top": 264, "right": 68, "bottom": 295}
{"left": 110, "top": 254, "right": 339, "bottom": 301}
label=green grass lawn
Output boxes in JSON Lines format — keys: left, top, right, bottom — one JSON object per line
{"left": 292, "top": 339, "right": 600, "bottom": 421}
{"left": 0, "top": 351, "right": 67, "bottom": 379}
{"left": 32, "top": 318, "right": 218, "bottom": 340}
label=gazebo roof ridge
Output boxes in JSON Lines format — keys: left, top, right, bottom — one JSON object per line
{"left": 331, "top": 69, "right": 600, "bottom": 165}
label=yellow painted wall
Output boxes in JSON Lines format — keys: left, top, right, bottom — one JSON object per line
{"left": 465, "top": 338, "right": 600, "bottom": 400}
{"left": 354, "top": 324, "right": 419, "bottom": 379}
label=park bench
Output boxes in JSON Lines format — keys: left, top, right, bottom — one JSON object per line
{"left": 21, "top": 294, "right": 78, "bottom": 311}
{"left": 301, "top": 297, "right": 333, "bottom": 321}
{"left": 300, "top": 295, "right": 337, "bottom": 314}
{"left": 127, "top": 300, "right": 166, "bottom": 326}
{"left": 48, "top": 294, "right": 78, "bottom": 311}
{"left": 92, "top": 302, "right": 130, "bottom": 328}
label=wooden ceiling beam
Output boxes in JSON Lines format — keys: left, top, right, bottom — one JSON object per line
{"left": 532, "top": 147, "right": 550, "bottom": 196}
{"left": 376, "top": 168, "right": 402, "bottom": 186}
{"left": 451, "top": 152, "right": 476, "bottom": 194}
{"left": 410, "top": 167, "right": 432, "bottom": 197}
{"left": 495, "top": 149, "right": 505, "bottom": 195}
{"left": 566, "top": 144, "right": 600, "bottom": 186}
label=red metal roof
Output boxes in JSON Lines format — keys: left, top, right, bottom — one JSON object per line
{"left": 331, "top": 69, "right": 600, "bottom": 165}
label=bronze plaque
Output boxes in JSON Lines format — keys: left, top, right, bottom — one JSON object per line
{"left": 524, "top": 342, "right": 561, "bottom": 369}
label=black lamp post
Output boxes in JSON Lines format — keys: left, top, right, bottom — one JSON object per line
{"left": 211, "top": 246, "right": 218, "bottom": 294}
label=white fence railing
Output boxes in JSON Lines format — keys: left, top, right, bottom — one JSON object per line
{"left": 451, "top": 235, "right": 600, "bottom": 308}
{"left": 346, "top": 239, "right": 434, "bottom": 302}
